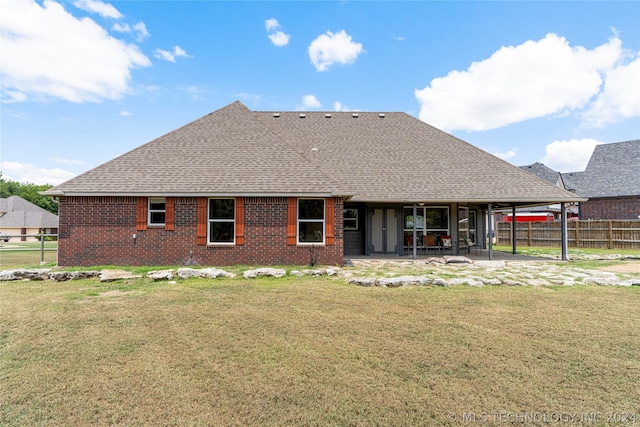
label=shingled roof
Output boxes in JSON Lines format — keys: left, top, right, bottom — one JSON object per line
{"left": 0, "top": 196, "right": 59, "bottom": 229}
{"left": 44, "top": 101, "right": 582, "bottom": 206}
{"left": 519, "top": 162, "right": 561, "bottom": 186}
{"left": 572, "top": 140, "right": 640, "bottom": 198}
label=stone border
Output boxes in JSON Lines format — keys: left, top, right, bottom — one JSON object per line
{"left": 1, "top": 256, "right": 639, "bottom": 287}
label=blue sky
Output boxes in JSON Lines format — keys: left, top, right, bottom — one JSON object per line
{"left": 1, "top": 0, "right": 639, "bottom": 185}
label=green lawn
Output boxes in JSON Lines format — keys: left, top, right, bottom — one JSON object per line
{"left": 1, "top": 276, "right": 639, "bottom": 426}
{"left": 493, "top": 245, "right": 640, "bottom": 258}
{"left": 0, "top": 241, "right": 58, "bottom": 268}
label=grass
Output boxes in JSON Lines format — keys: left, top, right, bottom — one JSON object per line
{"left": 493, "top": 245, "right": 640, "bottom": 258}
{"left": 1, "top": 276, "right": 640, "bottom": 426}
{"left": 0, "top": 241, "right": 58, "bottom": 269}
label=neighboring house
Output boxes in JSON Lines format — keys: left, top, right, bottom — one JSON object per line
{"left": 43, "top": 101, "right": 581, "bottom": 266}
{"left": 564, "top": 140, "right": 640, "bottom": 220}
{"left": 508, "top": 162, "right": 579, "bottom": 221}
{"left": 0, "top": 196, "right": 59, "bottom": 242}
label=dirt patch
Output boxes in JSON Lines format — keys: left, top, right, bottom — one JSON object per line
{"left": 600, "top": 261, "right": 640, "bottom": 273}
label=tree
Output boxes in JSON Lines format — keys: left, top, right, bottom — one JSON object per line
{"left": 0, "top": 172, "right": 58, "bottom": 214}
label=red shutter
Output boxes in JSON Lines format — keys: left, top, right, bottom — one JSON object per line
{"left": 235, "top": 197, "right": 245, "bottom": 245}
{"left": 136, "top": 197, "right": 147, "bottom": 231}
{"left": 287, "top": 197, "right": 297, "bottom": 245}
{"left": 165, "top": 197, "right": 175, "bottom": 231}
{"left": 196, "top": 197, "right": 207, "bottom": 245}
{"left": 326, "top": 197, "right": 335, "bottom": 245}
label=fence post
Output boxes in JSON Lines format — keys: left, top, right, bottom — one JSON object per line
{"left": 40, "top": 230, "right": 45, "bottom": 265}
{"left": 528, "top": 222, "right": 532, "bottom": 247}
{"left": 608, "top": 221, "right": 613, "bottom": 249}
{"left": 574, "top": 220, "right": 579, "bottom": 248}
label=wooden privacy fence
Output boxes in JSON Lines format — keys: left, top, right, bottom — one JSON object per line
{"left": 496, "top": 220, "right": 640, "bottom": 250}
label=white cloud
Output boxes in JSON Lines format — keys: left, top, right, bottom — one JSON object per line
{"left": 154, "top": 46, "right": 191, "bottom": 62}
{"left": 265, "top": 18, "right": 290, "bottom": 47}
{"left": 302, "top": 95, "right": 322, "bottom": 109}
{"left": 415, "top": 33, "right": 625, "bottom": 132}
{"left": 73, "top": 0, "right": 122, "bottom": 19}
{"left": 265, "top": 18, "right": 279, "bottom": 32}
{"left": 308, "top": 30, "right": 363, "bottom": 72}
{"left": 133, "top": 22, "right": 149, "bottom": 41}
{"left": 120, "top": 110, "right": 132, "bottom": 116}
{"left": 1, "top": 160, "right": 76, "bottom": 185}
{"left": 542, "top": 138, "right": 602, "bottom": 172}
{"left": 112, "top": 22, "right": 130, "bottom": 32}
{"left": 0, "top": 0, "right": 151, "bottom": 103}
{"left": 112, "top": 21, "right": 149, "bottom": 42}
{"left": 268, "top": 31, "right": 290, "bottom": 47}
{"left": 582, "top": 57, "right": 640, "bottom": 127}
{"left": 493, "top": 149, "right": 517, "bottom": 161}
{"left": 333, "top": 101, "right": 358, "bottom": 112}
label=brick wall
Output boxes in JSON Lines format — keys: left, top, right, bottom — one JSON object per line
{"left": 580, "top": 196, "right": 640, "bottom": 220}
{"left": 58, "top": 196, "right": 344, "bottom": 267}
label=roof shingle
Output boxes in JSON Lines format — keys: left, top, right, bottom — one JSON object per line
{"left": 44, "top": 101, "right": 582, "bottom": 205}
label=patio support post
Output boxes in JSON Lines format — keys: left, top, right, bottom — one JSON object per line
{"left": 561, "top": 203, "right": 568, "bottom": 261}
{"left": 488, "top": 203, "right": 493, "bottom": 260}
{"left": 512, "top": 206, "right": 517, "bottom": 254}
{"left": 412, "top": 204, "right": 417, "bottom": 260}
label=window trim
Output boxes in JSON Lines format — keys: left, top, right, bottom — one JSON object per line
{"left": 297, "top": 198, "right": 325, "bottom": 245}
{"left": 148, "top": 197, "right": 166, "bottom": 226}
{"left": 207, "top": 198, "right": 236, "bottom": 245}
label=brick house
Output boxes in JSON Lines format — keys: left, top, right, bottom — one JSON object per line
{"left": 561, "top": 140, "right": 640, "bottom": 220}
{"left": 43, "top": 101, "right": 580, "bottom": 266}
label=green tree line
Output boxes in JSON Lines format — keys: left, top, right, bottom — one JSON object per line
{"left": 0, "top": 173, "right": 58, "bottom": 215}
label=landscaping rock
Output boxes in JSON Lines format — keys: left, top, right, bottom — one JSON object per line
{"left": 425, "top": 257, "right": 446, "bottom": 264}
{"left": 177, "top": 268, "right": 200, "bottom": 279}
{"left": 200, "top": 268, "right": 236, "bottom": 279}
{"left": 432, "top": 278, "right": 450, "bottom": 287}
{"left": 326, "top": 268, "right": 340, "bottom": 276}
{"left": 243, "top": 268, "right": 286, "bottom": 279}
{"left": 0, "top": 269, "right": 52, "bottom": 281}
{"left": 377, "top": 276, "right": 429, "bottom": 287}
{"left": 176, "top": 267, "right": 235, "bottom": 279}
{"left": 99, "top": 270, "right": 142, "bottom": 282}
{"left": 444, "top": 256, "right": 472, "bottom": 264}
{"left": 147, "top": 270, "right": 175, "bottom": 281}
{"left": 49, "top": 271, "right": 100, "bottom": 281}
{"left": 0, "top": 270, "right": 20, "bottom": 281}
{"left": 349, "top": 277, "right": 376, "bottom": 287}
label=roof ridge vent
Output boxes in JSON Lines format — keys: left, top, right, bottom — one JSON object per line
{"left": 378, "top": 113, "right": 386, "bottom": 118}
{"left": 325, "top": 113, "right": 331, "bottom": 118}
{"left": 273, "top": 113, "right": 280, "bottom": 118}
{"left": 352, "top": 113, "right": 359, "bottom": 118}
{"left": 299, "top": 113, "right": 306, "bottom": 118}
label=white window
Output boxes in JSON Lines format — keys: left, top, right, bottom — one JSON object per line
{"left": 298, "top": 199, "right": 325, "bottom": 244}
{"left": 148, "top": 198, "right": 166, "bottom": 226}
{"left": 208, "top": 198, "right": 235, "bottom": 244}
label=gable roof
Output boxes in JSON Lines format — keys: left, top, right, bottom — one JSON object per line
{"left": 0, "top": 196, "right": 59, "bottom": 229}
{"left": 573, "top": 140, "right": 640, "bottom": 198}
{"left": 44, "top": 101, "right": 582, "bottom": 206}
{"left": 519, "top": 162, "right": 561, "bottom": 186}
